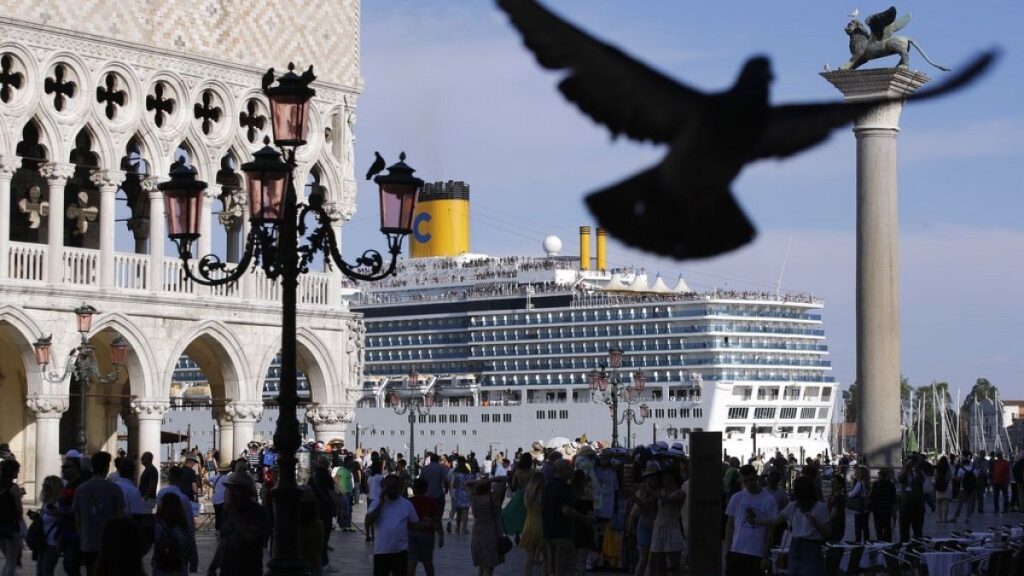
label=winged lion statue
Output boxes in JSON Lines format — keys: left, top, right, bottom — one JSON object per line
{"left": 842, "top": 7, "right": 950, "bottom": 71}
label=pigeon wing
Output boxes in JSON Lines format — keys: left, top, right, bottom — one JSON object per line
{"left": 750, "top": 50, "right": 997, "bottom": 160}
{"left": 498, "top": 0, "right": 707, "bottom": 144}
{"left": 865, "top": 7, "right": 897, "bottom": 41}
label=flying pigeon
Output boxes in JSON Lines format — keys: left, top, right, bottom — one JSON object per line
{"left": 849, "top": 8, "right": 860, "bottom": 19}
{"left": 497, "top": 0, "right": 997, "bottom": 260}
{"left": 365, "top": 152, "right": 386, "bottom": 180}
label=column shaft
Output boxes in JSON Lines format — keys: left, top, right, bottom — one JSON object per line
{"left": 218, "top": 419, "right": 235, "bottom": 463}
{"left": 27, "top": 396, "right": 69, "bottom": 501}
{"left": 0, "top": 156, "right": 19, "bottom": 278}
{"left": 855, "top": 103, "right": 904, "bottom": 467}
{"left": 41, "top": 163, "right": 75, "bottom": 283}
{"left": 233, "top": 419, "right": 257, "bottom": 453}
{"left": 91, "top": 170, "right": 125, "bottom": 289}
{"left": 146, "top": 180, "right": 164, "bottom": 292}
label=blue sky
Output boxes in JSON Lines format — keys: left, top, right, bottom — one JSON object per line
{"left": 346, "top": 2, "right": 1024, "bottom": 399}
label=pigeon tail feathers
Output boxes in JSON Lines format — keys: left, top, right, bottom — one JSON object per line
{"left": 584, "top": 166, "right": 756, "bottom": 261}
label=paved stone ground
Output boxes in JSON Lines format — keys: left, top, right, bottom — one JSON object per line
{"left": 9, "top": 499, "right": 1024, "bottom": 574}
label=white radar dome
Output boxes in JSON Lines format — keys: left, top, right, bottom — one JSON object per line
{"left": 542, "top": 235, "right": 563, "bottom": 256}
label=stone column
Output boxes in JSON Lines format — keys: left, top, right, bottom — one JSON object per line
{"left": 225, "top": 402, "right": 263, "bottom": 453}
{"left": 215, "top": 410, "right": 235, "bottom": 463}
{"left": 240, "top": 214, "right": 255, "bottom": 299}
{"left": 306, "top": 404, "right": 352, "bottom": 444}
{"left": 90, "top": 169, "right": 126, "bottom": 288}
{"left": 822, "top": 68, "right": 929, "bottom": 467}
{"left": 144, "top": 177, "right": 164, "bottom": 292}
{"left": 131, "top": 399, "right": 169, "bottom": 466}
{"left": 0, "top": 155, "right": 19, "bottom": 278}
{"left": 40, "top": 162, "right": 76, "bottom": 284}
{"left": 198, "top": 184, "right": 218, "bottom": 263}
{"left": 26, "top": 396, "right": 69, "bottom": 499}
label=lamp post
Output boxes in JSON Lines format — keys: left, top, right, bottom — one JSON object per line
{"left": 353, "top": 423, "right": 375, "bottom": 453}
{"left": 390, "top": 370, "right": 434, "bottom": 477}
{"left": 33, "top": 304, "right": 128, "bottom": 453}
{"left": 161, "top": 63, "right": 422, "bottom": 576}
{"left": 589, "top": 347, "right": 647, "bottom": 449}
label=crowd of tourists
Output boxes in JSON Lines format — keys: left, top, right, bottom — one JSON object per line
{"left": 3, "top": 441, "right": 1024, "bottom": 575}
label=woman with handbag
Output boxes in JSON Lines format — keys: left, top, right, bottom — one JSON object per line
{"left": 470, "top": 476, "right": 509, "bottom": 576}
{"left": 847, "top": 466, "right": 870, "bottom": 542}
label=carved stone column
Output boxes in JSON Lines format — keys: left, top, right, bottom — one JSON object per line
{"left": 305, "top": 404, "right": 353, "bottom": 444}
{"left": 225, "top": 402, "right": 263, "bottom": 453}
{"left": 215, "top": 409, "right": 235, "bottom": 464}
{"left": 144, "top": 177, "right": 164, "bottom": 292}
{"left": 822, "top": 68, "right": 928, "bottom": 468}
{"left": 198, "top": 184, "right": 218, "bottom": 266}
{"left": 27, "top": 395, "right": 69, "bottom": 497}
{"left": 0, "top": 155, "right": 19, "bottom": 278}
{"left": 90, "top": 169, "right": 126, "bottom": 288}
{"left": 130, "top": 399, "right": 169, "bottom": 467}
{"left": 40, "top": 162, "right": 76, "bottom": 283}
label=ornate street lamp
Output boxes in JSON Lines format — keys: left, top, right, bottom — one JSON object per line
{"left": 162, "top": 63, "right": 423, "bottom": 576}
{"left": 33, "top": 304, "right": 128, "bottom": 452}
{"left": 391, "top": 374, "right": 433, "bottom": 477}
{"left": 590, "top": 347, "right": 647, "bottom": 449}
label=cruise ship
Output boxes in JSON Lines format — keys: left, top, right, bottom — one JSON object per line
{"left": 347, "top": 181, "right": 836, "bottom": 460}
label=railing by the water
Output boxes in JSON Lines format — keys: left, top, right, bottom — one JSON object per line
{"left": 8, "top": 242, "right": 46, "bottom": 281}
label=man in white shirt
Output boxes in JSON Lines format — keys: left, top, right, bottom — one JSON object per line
{"left": 366, "top": 475, "right": 419, "bottom": 575}
{"left": 724, "top": 464, "right": 778, "bottom": 576}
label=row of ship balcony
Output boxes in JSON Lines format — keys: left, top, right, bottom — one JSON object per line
{"left": 365, "top": 367, "right": 836, "bottom": 384}
{"left": 368, "top": 334, "right": 829, "bottom": 353}
{"left": 5, "top": 242, "right": 336, "bottom": 307}
{"left": 466, "top": 306, "right": 822, "bottom": 327}
{"left": 366, "top": 318, "right": 824, "bottom": 336}
{"left": 366, "top": 352, "right": 833, "bottom": 369}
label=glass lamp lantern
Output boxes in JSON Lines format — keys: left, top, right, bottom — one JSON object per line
{"left": 159, "top": 161, "right": 207, "bottom": 253}
{"left": 389, "top": 391, "right": 400, "bottom": 408}
{"left": 110, "top": 336, "right": 129, "bottom": 366}
{"left": 241, "top": 140, "right": 290, "bottom": 224}
{"left": 373, "top": 152, "right": 423, "bottom": 235}
{"left": 33, "top": 336, "right": 52, "bottom": 367}
{"left": 633, "top": 371, "right": 647, "bottom": 391}
{"left": 74, "top": 304, "right": 97, "bottom": 334}
{"left": 264, "top": 63, "right": 315, "bottom": 147}
{"left": 408, "top": 370, "right": 419, "bottom": 388}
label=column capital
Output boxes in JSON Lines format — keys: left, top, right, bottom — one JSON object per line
{"left": 39, "top": 161, "right": 77, "bottom": 183}
{"left": 0, "top": 155, "right": 19, "bottom": 179}
{"left": 26, "top": 395, "right": 69, "bottom": 418}
{"left": 130, "top": 399, "right": 170, "bottom": 419}
{"left": 89, "top": 168, "right": 126, "bottom": 190}
{"left": 305, "top": 404, "right": 354, "bottom": 426}
{"left": 225, "top": 401, "right": 263, "bottom": 422}
{"left": 142, "top": 176, "right": 162, "bottom": 197}
{"left": 203, "top": 182, "right": 222, "bottom": 201}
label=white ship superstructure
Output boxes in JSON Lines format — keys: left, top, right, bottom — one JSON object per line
{"left": 349, "top": 250, "right": 835, "bottom": 459}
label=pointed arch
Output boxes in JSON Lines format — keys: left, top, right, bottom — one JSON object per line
{"left": 256, "top": 327, "right": 336, "bottom": 406}
{"left": 21, "top": 115, "right": 59, "bottom": 162}
{"left": 89, "top": 312, "right": 160, "bottom": 400}
{"left": 71, "top": 122, "right": 115, "bottom": 171}
{"left": 311, "top": 157, "right": 344, "bottom": 205}
{"left": 0, "top": 304, "right": 46, "bottom": 396}
{"left": 163, "top": 320, "right": 254, "bottom": 403}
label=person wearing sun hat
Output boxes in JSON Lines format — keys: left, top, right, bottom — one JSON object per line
{"left": 208, "top": 467, "right": 271, "bottom": 576}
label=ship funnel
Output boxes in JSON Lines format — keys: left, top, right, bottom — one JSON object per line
{"left": 579, "top": 226, "right": 591, "bottom": 270}
{"left": 596, "top": 227, "right": 608, "bottom": 272}
{"left": 409, "top": 180, "right": 470, "bottom": 258}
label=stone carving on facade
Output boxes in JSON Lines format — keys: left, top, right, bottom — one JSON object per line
{"left": 89, "top": 169, "right": 127, "bottom": 190}
{"left": 130, "top": 399, "right": 170, "bottom": 418}
{"left": 17, "top": 186, "right": 48, "bottom": 228}
{"left": 218, "top": 187, "right": 247, "bottom": 227}
{"left": 66, "top": 191, "right": 98, "bottom": 235}
{"left": 0, "top": 156, "right": 19, "bottom": 179}
{"left": 224, "top": 401, "right": 263, "bottom": 422}
{"left": 305, "top": 404, "right": 354, "bottom": 427}
{"left": 39, "top": 162, "right": 76, "bottom": 183}
{"left": 345, "top": 318, "right": 365, "bottom": 389}
{"left": 26, "top": 395, "right": 69, "bottom": 416}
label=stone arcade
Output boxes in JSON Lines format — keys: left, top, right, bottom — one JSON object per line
{"left": 0, "top": 1, "right": 364, "bottom": 499}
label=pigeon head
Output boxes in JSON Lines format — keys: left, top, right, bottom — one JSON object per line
{"left": 738, "top": 56, "right": 774, "bottom": 85}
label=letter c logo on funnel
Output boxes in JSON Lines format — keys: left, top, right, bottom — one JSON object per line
{"left": 413, "top": 212, "right": 432, "bottom": 243}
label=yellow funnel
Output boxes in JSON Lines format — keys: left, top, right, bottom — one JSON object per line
{"left": 409, "top": 181, "right": 470, "bottom": 258}
{"left": 579, "top": 226, "right": 591, "bottom": 270}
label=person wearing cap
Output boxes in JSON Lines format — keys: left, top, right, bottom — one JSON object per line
{"left": 210, "top": 461, "right": 234, "bottom": 531}
{"left": 207, "top": 469, "right": 270, "bottom": 576}
{"left": 724, "top": 464, "right": 778, "bottom": 576}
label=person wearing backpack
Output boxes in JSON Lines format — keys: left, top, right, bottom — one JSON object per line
{"left": 27, "top": 475, "right": 63, "bottom": 576}
{"left": 952, "top": 451, "right": 978, "bottom": 523}
{"left": 152, "top": 493, "right": 193, "bottom": 576}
